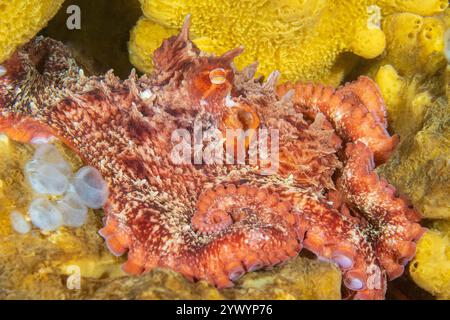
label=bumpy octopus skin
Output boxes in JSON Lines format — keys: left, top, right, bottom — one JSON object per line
{"left": 0, "top": 18, "right": 425, "bottom": 299}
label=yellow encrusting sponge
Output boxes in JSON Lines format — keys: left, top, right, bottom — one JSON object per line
{"left": 376, "top": 0, "right": 448, "bottom": 16}
{"left": 409, "top": 221, "right": 450, "bottom": 300}
{"left": 129, "top": 0, "right": 390, "bottom": 84}
{"left": 0, "top": 0, "right": 64, "bottom": 63}
{"left": 382, "top": 13, "right": 447, "bottom": 77}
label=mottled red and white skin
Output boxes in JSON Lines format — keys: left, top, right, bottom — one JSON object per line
{"left": 0, "top": 18, "right": 425, "bottom": 299}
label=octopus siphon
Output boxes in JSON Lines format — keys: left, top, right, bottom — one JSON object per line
{"left": 0, "top": 17, "right": 425, "bottom": 299}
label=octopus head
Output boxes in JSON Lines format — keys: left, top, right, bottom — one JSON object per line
{"left": 153, "top": 15, "right": 260, "bottom": 153}
{"left": 152, "top": 16, "right": 241, "bottom": 108}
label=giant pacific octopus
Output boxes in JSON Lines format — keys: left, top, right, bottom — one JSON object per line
{"left": 0, "top": 18, "right": 425, "bottom": 299}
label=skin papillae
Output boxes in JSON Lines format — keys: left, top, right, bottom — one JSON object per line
{"left": 0, "top": 18, "right": 425, "bottom": 300}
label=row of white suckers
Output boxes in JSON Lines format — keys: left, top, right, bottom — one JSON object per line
{"left": 10, "top": 143, "right": 109, "bottom": 234}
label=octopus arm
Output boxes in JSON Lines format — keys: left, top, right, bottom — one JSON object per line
{"left": 0, "top": 115, "right": 55, "bottom": 144}
{"left": 338, "top": 142, "right": 426, "bottom": 280}
{"left": 337, "top": 76, "right": 388, "bottom": 127}
{"left": 277, "top": 77, "right": 399, "bottom": 164}
{"left": 293, "top": 194, "right": 386, "bottom": 300}
{"left": 101, "top": 184, "right": 303, "bottom": 289}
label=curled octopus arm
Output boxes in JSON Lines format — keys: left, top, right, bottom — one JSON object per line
{"left": 277, "top": 77, "right": 399, "bottom": 164}
{"left": 101, "top": 184, "right": 303, "bottom": 289}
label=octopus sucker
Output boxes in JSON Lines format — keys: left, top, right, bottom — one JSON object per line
{"left": 337, "top": 142, "right": 426, "bottom": 280}
{"left": 191, "top": 184, "right": 297, "bottom": 236}
{"left": 0, "top": 17, "right": 424, "bottom": 299}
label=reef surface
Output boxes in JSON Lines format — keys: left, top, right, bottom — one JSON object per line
{"left": 0, "top": 137, "right": 341, "bottom": 300}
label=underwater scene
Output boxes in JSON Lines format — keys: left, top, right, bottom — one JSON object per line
{"left": 0, "top": 0, "right": 449, "bottom": 301}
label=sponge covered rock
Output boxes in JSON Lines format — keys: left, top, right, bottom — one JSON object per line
{"left": 410, "top": 220, "right": 450, "bottom": 300}
{"left": 0, "top": 0, "right": 64, "bottom": 62}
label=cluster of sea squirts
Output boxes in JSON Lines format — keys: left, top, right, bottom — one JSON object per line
{"left": 10, "top": 143, "right": 109, "bottom": 234}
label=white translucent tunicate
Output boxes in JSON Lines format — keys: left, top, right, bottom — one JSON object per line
{"left": 10, "top": 211, "right": 31, "bottom": 234}
{"left": 25, "top": 160, "right": 69, "bottom": 195}
{"left": 57, "top": 191, "right": 88, "bottom": 227}
{"left": 72, "top": 166, "right": 109, "bottom": 209}
{"left": 32, "top": 144, "right": 71, "bottom": 176}
{"left": 28, "top": 198, "right": 63, "bottom": 231}
{"left": 24, "top": 144, "right": 72, "bottom": 195}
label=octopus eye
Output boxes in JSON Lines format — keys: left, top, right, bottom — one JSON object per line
{"left": 209, "top": 68, "right": 227, "bottom": 85}
{"left": 0, "top": 65, "right": 7, "bottom": 77}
